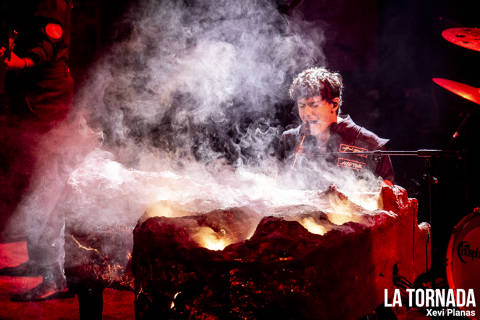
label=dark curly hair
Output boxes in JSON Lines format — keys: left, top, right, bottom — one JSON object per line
{"left": 289, "top": 67, "right": 343, "bottom": 113}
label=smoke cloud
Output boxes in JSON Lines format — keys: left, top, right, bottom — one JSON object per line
{"left": 6, "top": 0, "right": 386, "bottom": 268}
{"left": 79, "top": 0, "right": 325, "bottom": 166}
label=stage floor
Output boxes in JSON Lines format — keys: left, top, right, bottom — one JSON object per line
{"left": 0, "top": 241, "right": 134, "bottom": 320}
{"left": 0, "top": 241, "right": 434, "bottom": 319}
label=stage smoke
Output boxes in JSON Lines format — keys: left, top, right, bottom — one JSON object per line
{"left": 6, "top": 0, "right": 384, "bottom": 271}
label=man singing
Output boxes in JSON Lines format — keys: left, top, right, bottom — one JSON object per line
{"left": 282, "top": 67, "right": 394, "bottom": 182}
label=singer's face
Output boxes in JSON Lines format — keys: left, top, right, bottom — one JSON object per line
{"left": 297, "top": 96, "right": 339, "bottom": 133}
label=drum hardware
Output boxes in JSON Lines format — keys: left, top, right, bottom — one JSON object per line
{"left": 436, "top": 27, "right": 480, "bottom": 143}
{"left": 442, "top": 27, "right": 480, "bottom": 52}
{"left": 432, "top": 78, "right": 479, "bottom": 144}
{"left": 445, "top": 210, "right": 480, "bottom": 319}
{"left": 429, "top": 28, "right": 479, "bottom": 301}
{"left": 432, "top": 78, "right": 480, "bottom": 106}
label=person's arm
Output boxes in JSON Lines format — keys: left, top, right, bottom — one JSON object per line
{"left": 2, "top": 50, "right": 35, "bottom": 70}
{"left": 3, "top": 22, "right": 63, "bottom": 70}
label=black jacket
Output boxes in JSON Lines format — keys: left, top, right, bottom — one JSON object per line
{"left": 281, "top": 115, "right": 395, "bottom": 182}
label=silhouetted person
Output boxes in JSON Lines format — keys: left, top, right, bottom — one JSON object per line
{"left": 0, "top": 0, "right": 74, "bottom": 301}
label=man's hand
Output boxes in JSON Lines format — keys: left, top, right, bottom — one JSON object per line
{"left": 3, "top": 51, "right": 26, "bottom": 70}
{"left": 1, "top": 50, "right": 35, "bottom": 70}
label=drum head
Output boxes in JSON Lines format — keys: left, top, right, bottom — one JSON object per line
{"left": 446, "top": 212, "right": 480, "bottom": 319}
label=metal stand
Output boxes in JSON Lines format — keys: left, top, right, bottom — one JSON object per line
{"left": 329, "top": 150, "right": 463, "bottom": 221}
{"left": 321, "top": 149, "right": 463, "bottom": 274}
{"left": 449, "top": 111, "right": 472, "bottom": 146}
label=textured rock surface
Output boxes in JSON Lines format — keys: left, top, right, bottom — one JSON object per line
{"left": 133, "top": 185, "right": 430, "bottom": 319}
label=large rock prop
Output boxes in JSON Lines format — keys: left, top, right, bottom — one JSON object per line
{"left": 133, "top": 185, "right": 430, "bottom": 319}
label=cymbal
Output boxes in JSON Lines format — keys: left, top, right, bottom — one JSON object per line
{"left": 442, "top": 27, "right": 480, "bottom": 52}
{"left": 432, "top": 78, "right": 480, "bottom": 105}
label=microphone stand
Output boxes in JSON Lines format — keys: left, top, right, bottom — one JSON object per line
{"left": 315, "top": 149, "right": 464, "bottom": 276}
{"left": 321, "top": 149, "right": 463, "bottom": 226}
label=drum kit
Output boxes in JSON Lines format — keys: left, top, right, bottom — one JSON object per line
{"left": 433, "top": 27, "right": 479, "bottom": 319}
{"left": 433, "top": 27, "right": 480, "bottom": 142}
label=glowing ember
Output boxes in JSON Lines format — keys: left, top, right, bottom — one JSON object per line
{"left": 326, "top": 199, "right": 362, "bottom": 225}
{"left": 348, "top": 192, "right": 382, "bottom": 211}
{"left": 324, "top": 187, "right": 381, "bottom": 225}
{"left": 298, "top": 217, "right": 328, "bottom": 235}
{"left": 327, "top": 212, "right": 356, "bottom": 226}
{"left": 141, "top": 185, "right": 385, "bottom": 250}
{"left": 143, "top": 201, "right": 190, "bottom": 220}
{"left": 191, "top": 226, "right": 232, "bottom": 251}
{"left": 133, "top": 184, "right": 431, "bottom": 320}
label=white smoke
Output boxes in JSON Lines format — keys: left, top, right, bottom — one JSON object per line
{"left": 6, "top": 0, "right": 386, "bottom": 268}
{"left": 79, "top": 0, "right": 325, "bottom": 165}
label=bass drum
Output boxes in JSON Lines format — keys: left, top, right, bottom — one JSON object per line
{"left": 446, "top": 210, "right": 480, "bottom": 319}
